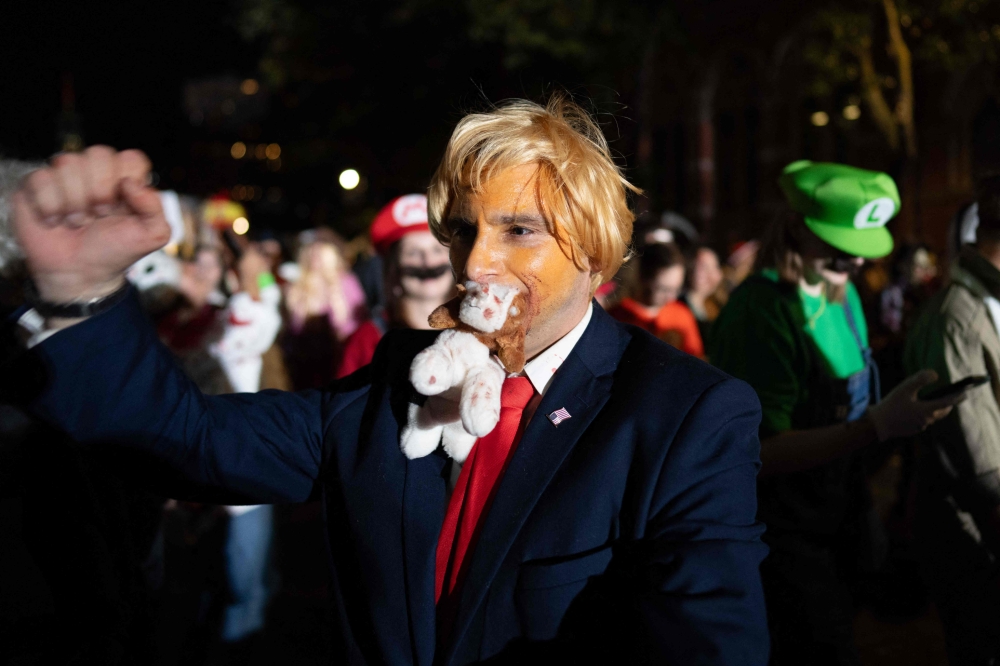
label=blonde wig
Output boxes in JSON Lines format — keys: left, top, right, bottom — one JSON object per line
{"left": 286, "top": 241, "right": 351, "bottom": 331}
{"left": 427, "top": 95, "right": 640, "bottom": 291}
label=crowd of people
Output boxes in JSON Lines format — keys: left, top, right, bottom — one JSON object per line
{"left": 1, "top": 95, "right": 998, "bottom": 665}
{"left": 1, "top": 183, "right": 461, "bottom": 663}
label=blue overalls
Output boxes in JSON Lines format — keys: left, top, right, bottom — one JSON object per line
{"left": 758, "top": 288, "right": 882, "bottom": 666}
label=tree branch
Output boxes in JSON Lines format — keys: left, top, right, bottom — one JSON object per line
{"left": 855, "top": 35, "right": 900, "bottom": 151}
{"left": 883, "top": 0, "right": 917, "bottom": 157}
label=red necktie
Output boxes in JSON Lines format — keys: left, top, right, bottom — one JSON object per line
{"left": 435, "top": 376, "right": 535, "bottom": 626}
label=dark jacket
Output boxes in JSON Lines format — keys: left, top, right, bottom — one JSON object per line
{"left": 12, "top": 292, "right": 768, "bottom": 665}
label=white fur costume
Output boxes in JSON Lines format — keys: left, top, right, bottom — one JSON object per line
{"left": 209, "top": 283, "right": 283, "bottom": 394}
{"left": 401, "top": 282, "right": 520, "bottom": 463}
{"left": 127, "top": 250, "right": 181, "bottom": 291}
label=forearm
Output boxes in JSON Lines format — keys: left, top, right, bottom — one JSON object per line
{"left": 23, "top": 293, "right": 325, "bottom": 501}
{"left": 759, "top": 416, "right": 879, "bottom": 477}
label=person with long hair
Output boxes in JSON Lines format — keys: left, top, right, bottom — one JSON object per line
{"left": 608, "top": 242, "right": 703, "bottom": 357}
{"left": 709, "top": 161, "right": 968, "bottom": 665}
{"left": 337, "top": 194, "right": 454, "bottom": 378}
{"left": 682, "top": 244, "right": 726, "bottom": 342}
{"left": 282, "top": 239, "right": 366, "bottom": 389}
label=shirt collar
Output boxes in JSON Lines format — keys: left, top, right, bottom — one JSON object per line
{"left": 517, "top": 302, "right": 593, "bottom": 396}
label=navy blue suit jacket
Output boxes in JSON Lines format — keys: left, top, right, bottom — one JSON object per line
{"left": 19, "top": 294, "right": 768, "bottom": 664}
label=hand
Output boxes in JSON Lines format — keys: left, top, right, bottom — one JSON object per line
{"left": 12, "top": 146, "right": 171, "bottom": 303}
{"left": 867, "top": 370, "right": 966, "bottom": 442}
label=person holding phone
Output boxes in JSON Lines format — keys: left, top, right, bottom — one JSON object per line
{"left": 905, "top": 174, "right": 1000, "bottom": 666}
{"left": 709, "top": 161, "right": 966, "bottom": 665}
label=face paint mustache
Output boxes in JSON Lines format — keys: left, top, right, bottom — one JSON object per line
{"left": 399, "top": 264, "right": 451, "bottom": 281}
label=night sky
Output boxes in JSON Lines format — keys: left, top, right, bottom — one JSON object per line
{"left": 0, "top": 1, "right": 608, "bottom": 236}
{"left": 0, "top": 1, "right": 252, "bottom": 162}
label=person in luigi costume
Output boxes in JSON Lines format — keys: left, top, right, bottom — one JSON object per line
{"left": 709, "top": 161, "right": 969, "bottom": 665}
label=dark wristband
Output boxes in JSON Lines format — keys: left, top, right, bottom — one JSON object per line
{"left": 24, "top": 279, "right": 131, "bottom": 319}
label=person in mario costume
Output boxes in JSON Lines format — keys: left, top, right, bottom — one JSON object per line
{"left": 337, "top": 193, "right": 455, "bottom": 378}
{"left": 8, "top": 96, "right": 769, "bottom": 664}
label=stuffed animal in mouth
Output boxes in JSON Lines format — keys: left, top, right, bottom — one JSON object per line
{"left": 400, "top": 281, "right": 530, "bottom": 462}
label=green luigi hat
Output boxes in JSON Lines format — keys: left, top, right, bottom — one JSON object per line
{"left": 778, "top": 160, "right": 899, "bottom": 259}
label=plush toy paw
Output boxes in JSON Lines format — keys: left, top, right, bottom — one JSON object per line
{"left": 399, "top": 403, "right": 445, "bottom": 460}
{"left": 460, "top": 363, "right": 505, "bottom": 437}
{"left": 442, "top": 421, "right": 478, "bottom": 463}
{"left": 409, "top": 346, "right": 454, "bottom": 396}
{"left": 410, "top": 330, "right": 489, "bottom": 396}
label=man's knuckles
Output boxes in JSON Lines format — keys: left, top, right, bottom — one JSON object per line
{"left": 83, "top": 147, "right": 120, "bottom": 204}
{"left": 116, "top": 149, "right": 153, "bottom": 182}
{"left": 24, "top": 169, "right": 65, "bottom": 217}
{"left": 53, "top": 155, "right": 90, "bottom": 211}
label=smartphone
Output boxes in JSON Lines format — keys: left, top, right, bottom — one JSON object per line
{"left": 920, "top": 375, "right": 989, "bottom": 400}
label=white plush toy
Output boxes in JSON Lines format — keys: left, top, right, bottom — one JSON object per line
{"left": 401, "top": 282, "right": 529, "bottom": 462}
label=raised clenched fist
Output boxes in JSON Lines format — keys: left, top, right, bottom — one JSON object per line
{"left": 12, "top": 145, "right": 170, "bottom": 305}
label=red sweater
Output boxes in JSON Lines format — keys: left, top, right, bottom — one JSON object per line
{"left": 608, "top": 298, "right": 704, "bottom": 358}
{"left": 336, "top": 319, "right": 384, "bottom": 379}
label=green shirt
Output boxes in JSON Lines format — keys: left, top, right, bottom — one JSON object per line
{"left": 708, "top": 270, "right": 868, "bottom": 436}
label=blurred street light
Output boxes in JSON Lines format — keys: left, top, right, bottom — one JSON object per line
{"left": 843, "top": 105, "right": 861, "bottom": 120}
{"left": 231, "top": 142, "right": 247, "bottom": 159}
{"left": 266, "top": 143, "right": 281, "bottom": 160}
{"left": 810, "top": 111, "right": 830, "bottom": 127}
{"left": 233, "top": 217, "right": 250, "bottom": 235}
{"left": 241, "top": 79, "right": 260, "bottom": 95}
{"left": 339, "top": 168, "right": 361, "bottom": 190}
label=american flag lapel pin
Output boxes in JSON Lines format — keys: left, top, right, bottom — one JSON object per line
{"left": 548, "top": 407, "right": 571, "bottom": 427}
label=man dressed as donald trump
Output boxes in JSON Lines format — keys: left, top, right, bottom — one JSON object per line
{"left": 9, "top": 95, "right": 769, "bottom": 664}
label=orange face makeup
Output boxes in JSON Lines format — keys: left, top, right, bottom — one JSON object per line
{"left": 446, "top": 163, "right": 594, "bottom": 360}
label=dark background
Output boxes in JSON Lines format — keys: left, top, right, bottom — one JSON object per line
{"left": 3, "top": 0, "right": 1000, "bottom": 248}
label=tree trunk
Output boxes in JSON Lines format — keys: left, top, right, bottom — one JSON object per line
{"left": 882, "top": 0, "right": 918, "bottom": 239}
{"left": 855, "top": 38, "right": 899, "bottom": 151}
{"left": 883, "top": 0, "right": 917, "bottom": 158}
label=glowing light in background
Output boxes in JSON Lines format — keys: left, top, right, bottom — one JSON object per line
{"left": 231, "top": 142, "right": 247, "bottom": 159}
{"left": 233, "top": 217, "right": 250, "bottom": 235}
{"left": 266, "top": 143, "right": 281, "bottom": 160}
{"left": 241, "top": 79, "right": 259, "bottom": 95}
{"left": 842, "top": 105, "right": 861, "bottom": 120}
{"left": 810, "top": 111, "right": 830, "bottom": 127}
{"left": 339, "top": 168, "right": 360, "bottom": 190}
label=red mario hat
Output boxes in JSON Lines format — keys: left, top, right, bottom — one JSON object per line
{"left": 370, "top": 194, "right": 430, "bottom": 255}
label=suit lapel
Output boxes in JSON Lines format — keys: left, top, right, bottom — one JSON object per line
{"left": 384, "top": 330, "right": 449, "bottom": 666}
{"left": 401, "top": 449, "right": 448, "bottom": 665}
{"left": 443, "top": 304, "right": 630, "bottom": 662}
